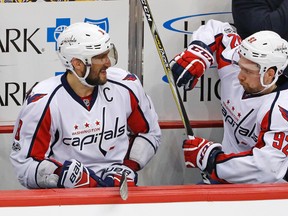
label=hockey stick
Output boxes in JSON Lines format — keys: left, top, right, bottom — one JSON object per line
{"left": 119, "top": 172, "right": 128, "bottom": 200}
{"left": 140, "top": 0, "right": 213, "bottom": 184}
{"left": 139, "top": 0, "right": 194, "bottom": 138}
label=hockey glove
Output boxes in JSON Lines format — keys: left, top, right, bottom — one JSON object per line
{"left": 170, "top": 42, "right": 214, "bottom": 90}
{"left": 36, "top": 159, "right": 60, "bottom": 188}
{"left": 183, "top": 137, "right": 222, "bottom": 171}
{"left": 57, "top": 159, "right": 106, "bottom": 188}
{"left": 101, "top": 163, "right": 138, "bottom": 187}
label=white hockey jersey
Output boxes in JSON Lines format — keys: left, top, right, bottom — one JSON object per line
{"left": 10, "top": 67, "right": 161, "bottom": 188}
{"left": 191, "top": 20, "right": 288, "bottom": 183}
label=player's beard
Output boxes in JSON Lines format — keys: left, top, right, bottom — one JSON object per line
{"left": 86, "top": 68, "right": 107, "bottom": 86}
{"left": 240, "top": 82, "right": 264, "bottom": 94}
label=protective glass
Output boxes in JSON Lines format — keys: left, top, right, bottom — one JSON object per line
{"left": 108, "top": 43, "right": 118, "bottom": 66}
{"left": 91, "top": 43, "right": 118, "bottom": 66}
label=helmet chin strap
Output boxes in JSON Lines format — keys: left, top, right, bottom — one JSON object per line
{"left": 253, "top": 85, "right": 272, "bottom": 95}
{"left": 71, "top": 65, "right": 96, "bottom": 88}
{"left": 253, "top": 72, "right": 278, "bottom": 95}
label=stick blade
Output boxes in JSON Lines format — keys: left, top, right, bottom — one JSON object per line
{"left": 119, "top": 174, "right": 128, "bottom": 200}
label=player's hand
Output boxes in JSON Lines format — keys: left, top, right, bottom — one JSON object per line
{"left": 183, "top": 137, "right": 222, "bottom": 171}
{"left": 57, "top": 159, "right": 106, "bottom": 188}
{"left": 170, "top": 43, "right": 214, "bottom": 90}
{"left": 101, "top": 163, "right": 138, "bottom": 187}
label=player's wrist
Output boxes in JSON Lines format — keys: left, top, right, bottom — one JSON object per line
{"left": 205, "top": 148, "right": 223, "bottom": 174}
{"left": 123, "top": 159, "right": 140, "bottom": 172}
{"left": 101, "top": 163, "right": 138, "bottom": 187}
{"left": 190, "top": 40, "right": 213, "bottom": 55}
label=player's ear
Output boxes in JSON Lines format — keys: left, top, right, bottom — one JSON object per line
{"left": 264, "top": 67, "right": 279, "bottom": 87}
{"left": 264, "top": 67, "right": 276, "bottom": 80}
{"left": 71, "top": 58, "right": 82, "bottom": 68}
{"left": 71, "top": 58, "right": 85, "bottom": 77}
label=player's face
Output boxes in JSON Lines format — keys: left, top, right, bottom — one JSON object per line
{"left": 86, "top": 50, "right": 112, "bottom": 86}
{"left": 237, "top": 56, "right": 263, "bottom": 94}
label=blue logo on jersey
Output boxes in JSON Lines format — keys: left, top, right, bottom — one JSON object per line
{"left": 27, "top": 94, "right": 47, "bottom": 104}
{"left": 279, "top": 105, "right": 288, "bottom": 122}
{"left": 123, "top": 74, "right": 137, "bottom": 81}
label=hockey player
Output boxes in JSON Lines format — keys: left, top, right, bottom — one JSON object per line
{"left": 170, "top": 19, "right": 288, "bottom": 183}
{"left": 10, "top": 22, "right": 161, "bottom": 189}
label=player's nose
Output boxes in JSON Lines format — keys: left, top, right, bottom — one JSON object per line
{"left": 238, "top": 69, "right": 245, "bottom": 81}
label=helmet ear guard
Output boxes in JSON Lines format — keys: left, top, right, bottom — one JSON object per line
{"left": 239, "top": 31, "right": 288, "bottom": 89}
{"left": 56, "top": 22, "right": 118, "bottom": 87}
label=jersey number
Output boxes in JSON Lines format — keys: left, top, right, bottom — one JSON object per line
{"left": 272, "top": 132, "right": 288, "bottom": 156}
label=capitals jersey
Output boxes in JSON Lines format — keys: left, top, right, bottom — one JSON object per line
{"left": 191, "top": 19, "right": 288, "bottom": 183}
{"left": 10, "top": 67, "right": 161, "bottom": 188}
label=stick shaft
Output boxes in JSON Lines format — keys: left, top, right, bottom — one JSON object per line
{"left": 140, "top": 0, "right": 194, "bottom": 137}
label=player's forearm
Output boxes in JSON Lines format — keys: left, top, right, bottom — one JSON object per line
{"left": 212, "top": 149, "right": 287, "bottom": 183}
{"left": 191, "top": 19, "right": 234, "bottom": 52}
{"left": 10, "top": 155, "right": 40, "bottom": 188}
{"left": 128, "top": 134, "right": 160, "bottom": 169}
{"left": 190, "top": 19, "right": 240, "bottom": 70}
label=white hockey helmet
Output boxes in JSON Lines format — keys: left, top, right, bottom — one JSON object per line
{"left": 239, "top": 30, "right": 288, "bottom": 89}
{"left": 57, "top": 22, "right": 118, "bottom": 87}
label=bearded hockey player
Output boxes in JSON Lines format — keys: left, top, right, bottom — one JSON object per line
{"left": 10, "top": 22, "right": 161, "bottom": 189}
